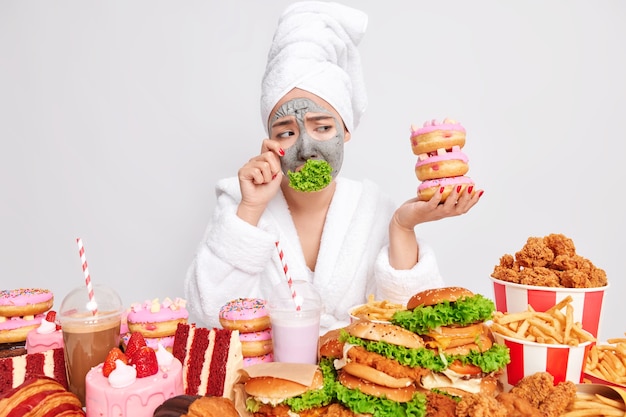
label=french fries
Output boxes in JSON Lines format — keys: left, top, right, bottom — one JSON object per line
{"left": 491, "top": 296, "right": 596, "bottom": 346}
{"left": 586, "top": 333, "right": 626, "bottom": 386}
{"left": 561, "top": 391, "right": 626, "bottom": 417}
{"left": 349, "top": 294, "right": 405, "bottom": 322}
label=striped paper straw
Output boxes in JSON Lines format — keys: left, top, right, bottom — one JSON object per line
{"left": 76, "top": 238, "right": 97, "bottom": 315}
{"left": 275, "top": 241, "right": 301, "bottom": 311}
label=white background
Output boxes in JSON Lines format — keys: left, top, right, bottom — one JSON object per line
{"left": 1, "top": 1, "right": 624, "bottom": 341}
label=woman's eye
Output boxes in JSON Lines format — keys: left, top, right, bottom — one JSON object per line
{"left": 316, "top": 125, "right": 332, "bottom": 133}
{"left": 277, "top": 131, "right": 295, "bottom": 139}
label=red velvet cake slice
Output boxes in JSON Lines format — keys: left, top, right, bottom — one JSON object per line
{"left": 0, "top": 347, "right": 67, "bottom": 395}
{"left": 172, "top": 323, "right": 243, "bottom": 399}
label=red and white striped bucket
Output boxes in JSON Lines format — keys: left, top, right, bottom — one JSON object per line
{"left": 493, "top": 331, "right": 593, "bottom": 389}
{"left": 490, "top": 277, "right": 609, "bottom": 338}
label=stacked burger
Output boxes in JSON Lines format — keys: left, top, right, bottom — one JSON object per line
{"left": 410, "top": 118, "right": 475, "bottom": 202}
{"left": 320, "top": 287, "right": 509, "bottom": 416}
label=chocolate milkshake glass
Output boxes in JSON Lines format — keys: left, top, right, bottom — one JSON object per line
{"left": 59, "top": 284, "right": 122, "bottom": 406}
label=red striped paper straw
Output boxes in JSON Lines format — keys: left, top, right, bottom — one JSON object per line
{"left": 76, "top": 238, "right": 97, "bottom": 315}
{"left": 275, "top": 241, "right": 301, "bottom": 311}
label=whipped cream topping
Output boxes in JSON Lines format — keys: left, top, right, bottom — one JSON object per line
{"left": 36, "top": 318, "right": 57, "bottom": 334}
{"left": 108, "top": 359, "right": 137, "bottom": 388}
{"left": 155, "top": 343, "right": 174, "bottom": 368}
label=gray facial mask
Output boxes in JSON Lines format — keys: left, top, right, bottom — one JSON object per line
{"left": 270, "top": 97, "right": 345, "bottom": 178}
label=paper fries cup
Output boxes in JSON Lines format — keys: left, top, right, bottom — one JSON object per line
{"left": 490, "top": 277, "right": 609, "bottom": 338}
{"left": 493, "top": 331, "right": 593, "bottom": 390}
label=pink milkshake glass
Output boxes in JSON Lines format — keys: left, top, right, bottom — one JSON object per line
{"left": 268, "top": 280, "right": 321, "bottom": 364}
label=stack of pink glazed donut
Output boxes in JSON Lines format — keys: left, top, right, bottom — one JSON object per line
{"left": 410, "top": 118, "right": 476, "bottom": 202}
{"left": 0, "top": 288, "right": 54, "bottom": 354}
{"left": 219, "top": 298, "right": 273, "bottom": 367}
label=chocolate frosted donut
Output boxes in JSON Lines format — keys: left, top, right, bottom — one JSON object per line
{"left": 153, "top": 395, "right": 200, "bottom": 417}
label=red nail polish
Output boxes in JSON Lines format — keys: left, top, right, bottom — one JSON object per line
{"left": 456, "top": 185, "right": 462, "bottom": 193}
{"left": 278, "top": 148, "right": 285, "bottom": 156}
{"left": 439, "top": 186, "right": 445, "bottom": 194}
{"left": 478, "top": 190, "right": 484, "bottom": 197}
{"left": 467, "top": 186, "right": 474, "bottom": 194}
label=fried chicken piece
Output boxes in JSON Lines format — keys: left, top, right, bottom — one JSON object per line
{"left": 509, "top": 372, "right": 553, "bottom": 408}
{"left": 455, "top": 393, "right": 507, "bottom": 417}
{"left": 519, "top": 267, "right": 560, "bottom": 287}
{"left": 537, "top": 381, "right": 577, "bottom": 417}
{"left": 551, "top": 254, "right": 592, "bottom": 272}
{"left": 560, "top": 269, "right": 591, "bottom": 288}
{"left": 496, "top": 392, "right": 542, "bottom": 417}
{"left": 588, "top": 266, "right": 608, "bottom": 287}
{"left": 491, "top": 254, "right": 520, "bottom": 283}
{"left": 507, "top": 372, "right": 577, "bottom": 417}
{"left": 544, "top": 233, "right": 576, "bottom": 257}
{"left": 425, "top": 392, "right": 457, "bottom": 417}
{"left": 347, "top": 345, "right": 428, "bottom": 380}
{"left": 515, "top": 237, "right": 554, "bottom": 268}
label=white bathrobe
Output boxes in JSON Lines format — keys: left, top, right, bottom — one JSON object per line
{"left": 184, "top": 176, "right": 444, "bottom": 334}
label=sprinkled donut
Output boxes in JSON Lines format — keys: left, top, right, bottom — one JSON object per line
{"left": 243, "top": 352, "right": 274, "bottom": 367}
{"left": 219, "top": 298, "right": 270, "bottom": 333}
{"left": 239, "top": 328, "right": 273, "bottom": 357}
{"left": 0, "top": 288, "right": 54, "bottom": 317}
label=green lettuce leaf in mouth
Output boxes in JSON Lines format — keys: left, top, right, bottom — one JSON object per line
{"left": 288, "top": 159, "right": 333, "bottom": 192}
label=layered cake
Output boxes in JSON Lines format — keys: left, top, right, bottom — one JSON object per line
{"left": 0, "top": 347, "right": 67, "bottom": 395}
{"left": 25, "top": 310, "right": 63, "bottom": 354}
{"left": 172, "top": 323, "right": 243, "bottom": 399}
{"left": 85, "top": 334, "right": 183, "bottom": 417}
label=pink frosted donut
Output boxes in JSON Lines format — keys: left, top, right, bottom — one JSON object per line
{"left": 219, "top": 298, "right": 270, "bottom": 333}
{"left": 243, "top": 352, "right": 274, "bottom": 367}
{"left": 121, "top": 333, "right": 175, "bottom": 352}
{"left": 418, "top": 176, "right": 475, "bottom": 202}
{"left": 0, "top": 288, "right": 53, "bottom": 317}
{"left": 410, "top": 118, "right": 466, "bottom": 156}
{"left": 0, "top": 314, "right": 44, "bottom": 344}
{"left": 239, "top": 328, "right": 273, "bottom": 357}
{"left": 127, "top": 297, "right": 188, "bottom": 338}
{"left": 415, "top": 146, "right": 469, "bottom": 181}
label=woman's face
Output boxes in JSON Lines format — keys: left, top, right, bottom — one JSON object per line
{"left": 268, "top": 89, "right": 351, "bottom": 178}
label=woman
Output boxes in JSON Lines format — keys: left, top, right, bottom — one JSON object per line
{"left": 184, "top": 1, "right": 482, "bottom": 333}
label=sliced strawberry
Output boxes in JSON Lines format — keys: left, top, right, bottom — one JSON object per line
{"left": 129, "top": 346, "right": 158, "bottom": 378}
{"left": 124, "top": 332, "right": 147, "bottom": 358}
{"left": 45, "top": 310, "right": 57, "bottom": 322}
{"left": 102, "top": 347, "right": 128, "bottom": 377}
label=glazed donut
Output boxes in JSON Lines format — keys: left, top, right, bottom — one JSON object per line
{"left": 127, "top": 297, "right": 188, "bottom": 338}
{"left": 0, "top": 288, "right": 53, "bottom": 317}
{"left": 415, "top": 146, "right": 469, "bottom": 181}
{"left": 417, "top": 176, "right": 475, "bottom": 202}
{"left": 0, "top": 314, "right": 44, "bottom": 344}
{"left": 219, "top": 298, "right": 270, "bottom": 333}
{"left": 410, "top": 118, "right": 466, "bottom": 156}
{"left": 242, "top": 352, "right": 274, "bottom": 367}
{"left": 239, "top": 328, "right": 273, "bottom": 357}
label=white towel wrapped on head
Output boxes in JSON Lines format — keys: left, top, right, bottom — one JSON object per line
{"left": 260, "top": 1, "right": 368, "bottom": 134}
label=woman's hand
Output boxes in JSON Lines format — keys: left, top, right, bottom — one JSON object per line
{"left": 394, "top": 185, "right": 483, "bottom": 229}
{"left": 388, "top": 185, "right": 483, "bottom": 269}
{"left": 237, "top": 139, "right": 284, "bottom": 225}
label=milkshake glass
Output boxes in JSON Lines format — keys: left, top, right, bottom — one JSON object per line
{"left": 59, "top": 284, "right": 122, "bottom": 406}
{"left": 268, "top": 280, "right": 321, "bottom": 364}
